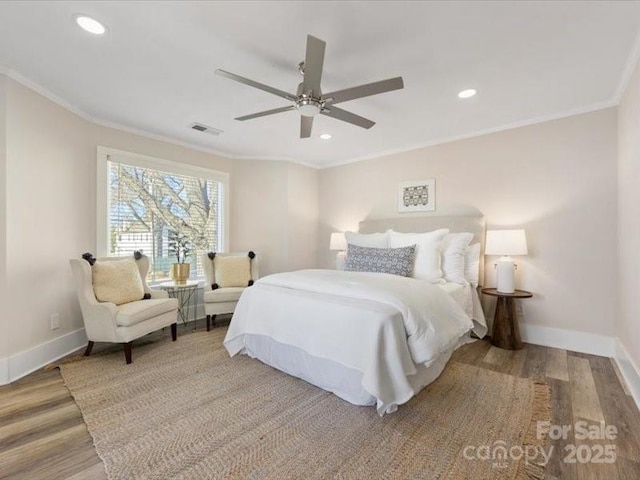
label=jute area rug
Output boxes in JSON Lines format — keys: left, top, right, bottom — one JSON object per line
{"left": 59, "top": 329, "right": 550, "bottom": 480}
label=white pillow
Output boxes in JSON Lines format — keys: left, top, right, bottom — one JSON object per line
{"left": 464, "top": 243, "right": 482, "bottom": 286}
{"left": 92, "top": 259, "right": 145, "bottom": 305}
{"left": 389, "top": 229, "right": 449, "bottom": 283}
{"left": 215, "top": 256, "right": 252, "bottom": 288}
{"left": 344, "top": 230, "right": 390, "bottom": 248}
{"left": 441, "top": 232, "right": 474, "bottom": 284}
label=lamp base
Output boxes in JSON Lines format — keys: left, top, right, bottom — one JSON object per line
{"left": 496, "top": 257, "right": 516, "bottom": 293}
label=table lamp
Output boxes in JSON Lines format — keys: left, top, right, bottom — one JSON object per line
{"left": 330, "top": 232, "right": 347, "bottom": 251}
{"left": 485, "top": 229, "right": 528, "bottom": 293}
{"left": 330, "top": 232, "right": 347, "bottom": 270}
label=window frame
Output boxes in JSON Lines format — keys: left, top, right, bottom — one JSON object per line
{"left": 96, "top": 146, "right": 230, "bottom": 281}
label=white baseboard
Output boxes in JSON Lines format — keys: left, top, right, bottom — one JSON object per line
{"left": 0, "top": 328, "right": 88, "bottom": 385}
{"left": 614, "top": 339, "right": 640, "bottom": 410}
{"left": 519, "top": 324, "right": 640, "bottom": 410}
{"left": 520, "top": 323, "right": 615, "bottom": 357}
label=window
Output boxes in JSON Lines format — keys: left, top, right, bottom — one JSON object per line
{"left": 97, "top": 147, "right": 228, "bottom": 282}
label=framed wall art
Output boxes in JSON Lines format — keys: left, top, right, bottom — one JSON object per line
{"left": 398, "top": 179, "right": 435, "bottom": 213}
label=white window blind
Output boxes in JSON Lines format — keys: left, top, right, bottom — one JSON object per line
{"left": 104, "top": 153, "right": 226, "bottom": 282}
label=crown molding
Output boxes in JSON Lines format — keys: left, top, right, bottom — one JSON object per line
{"left": 319, "top": 98, "right": 617, "bottom": 169}
{"left": 0, "top": 64, "right": 625, "bottom": 171}
{"left": 92, "top": 117, "right": 245, "bottom": 162}
{"left": 0, "top": 65, "right": 92, "bottom": 122}
{"left": 0, "top": 66, "right": 319, "bottom": 169}
{"left": 93, "top": 118, "right": 322, "bottom": 168}
{"left": 614, "top": 26, "right": 640, "bottom": 104}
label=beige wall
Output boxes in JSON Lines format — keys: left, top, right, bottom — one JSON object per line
{"left": 230, "top": 160, "right": 289, "bottom": 275}
{"left": 617, "top": 63, "right": 640, "bottom": 369}
{"left": 287, "top": 162, "right": 319, "bottom": 272}
{"left": 0, "top": 76, "right": 7, "bottom": 367}
{"left": 2, "top": 75, "right": 317, "bottom": 360}
{"left": 319, "top": 108, "right": 618, "bottom": 337}
{"left": 0, "top": 70, "right": 627, "bottom": 373}
{"left": 230, "top": 160, "right": 319, "bottom": 276}
{"left": 5, "top": 77, "right": 93, "bottom": 358}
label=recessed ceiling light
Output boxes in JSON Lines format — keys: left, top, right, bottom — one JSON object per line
{"left": 320, "top": 133, "right": 332, "bottom": 140}
{"left": 458, "top": 89, "right": 477, "bottom": 99}
{"left": 75, "top": 15, "right": 106, "bottom": 35}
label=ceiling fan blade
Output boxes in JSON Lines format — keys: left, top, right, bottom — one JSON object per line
{"left": 300, "top": 116, "right": 313, "bottom": 138}
{"left": 302, "top": 35, "right": 326, "bottom": 96}
{"left": 236, "top": 105, "right": 296, "bottom": 121}
{"left": 324, "top": 77, "right": 404, "bottom": 105}
{"left": 321, "top": 106, "right": 375, "bottom": 129}
{"left": 215, "top": 69, "right": 296, "bottom": 101}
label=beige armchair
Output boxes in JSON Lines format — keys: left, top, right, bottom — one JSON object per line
{"left": 202, "top": 252, "right": 259, "bottom": 330}
{"left": 69, "top": 254, "right": 179, "bottom": 364}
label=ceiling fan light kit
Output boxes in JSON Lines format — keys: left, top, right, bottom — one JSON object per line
{"left": 216, "top": 35, "right": 404, "bottom": 138}
{"left": 296, "top": 97, "right": 323, "bottom": 117}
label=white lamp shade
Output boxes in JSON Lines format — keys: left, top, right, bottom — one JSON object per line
{"left": 330, "top": 232, "right": 347, "bottom": 251}
{"left": 485, "top": 229, "right": 528, "bottom": 256}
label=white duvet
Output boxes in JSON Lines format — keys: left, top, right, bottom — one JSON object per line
{"left": 224, "top": 269, "right": 478, "bottom": 414}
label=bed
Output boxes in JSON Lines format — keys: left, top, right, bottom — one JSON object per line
{"left": 224, "top": 215, "right": 487, "bottom": 415}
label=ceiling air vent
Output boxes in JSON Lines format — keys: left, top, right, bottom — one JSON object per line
{"left": 190, "top": 123, "right": 223, "bottom": 136}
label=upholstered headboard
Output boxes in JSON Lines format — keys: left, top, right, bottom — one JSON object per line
{"left": 358, "top": 215, "right": 486, "bottom": 284}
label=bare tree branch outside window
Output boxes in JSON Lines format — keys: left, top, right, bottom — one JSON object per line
{"left": 108, "top": 161, "right": 222, "bottom": 281}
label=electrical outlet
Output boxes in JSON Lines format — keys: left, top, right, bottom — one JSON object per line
{"left": 516, "top": 303, "right": 524, "bottom": 320}
{"left": 50, "top": 313, "right": 60, "bottom": 330}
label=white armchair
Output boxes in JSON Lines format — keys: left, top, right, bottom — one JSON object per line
{"left": 69, "top": 254, "right": 179, "bottom": 364}
{"left": 202, "top": 252, "right": 259, "bottom": 330}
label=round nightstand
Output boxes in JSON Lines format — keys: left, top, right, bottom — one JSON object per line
{"left": 481, "top": 288, "right": 533, "bottom": 350}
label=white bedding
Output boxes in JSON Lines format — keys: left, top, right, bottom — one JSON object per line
{"left": 240, "top": 333, "right": 456, "bottom": 408}
{"left": 439, "top": 282, "right": 487, "bottom": 338}
{"left": 224, "top": 269, "right": 487, "bottom": 415}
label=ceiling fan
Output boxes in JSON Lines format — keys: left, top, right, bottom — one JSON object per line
{"left": 216, "top": 35, "right": 404, "bottom": 138}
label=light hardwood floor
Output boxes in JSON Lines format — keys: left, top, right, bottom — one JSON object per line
{"left": 1, "top": 323, "right": 639, "bottom": 480}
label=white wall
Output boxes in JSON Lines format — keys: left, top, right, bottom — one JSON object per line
{"left": 1, "top": 75, "right": 317, "bottom": 377}
{"left": 617, "top": 62, "right": 640, "bottom": 372}
{"left": 319, "top": 108, "right": 618, "bottom": 338}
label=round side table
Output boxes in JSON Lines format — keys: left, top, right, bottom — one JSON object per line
{"left": 158, "top": 281, "right": 201, "bottom": 328}
{"left": 481, "top": 288, "right": 533, "bottom": 350}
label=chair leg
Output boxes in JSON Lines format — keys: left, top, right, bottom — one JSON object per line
{"left": 123, "top": 342, "right": 133, "bottom": 364}
{"left": 171, "top": 323, "right": 177, "bottom": 341}
{"left": 205, "top": 314, "right": 221, "bottom": 331}
{"left": 84, "top": 341, "right": 94, "bottom": 357}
